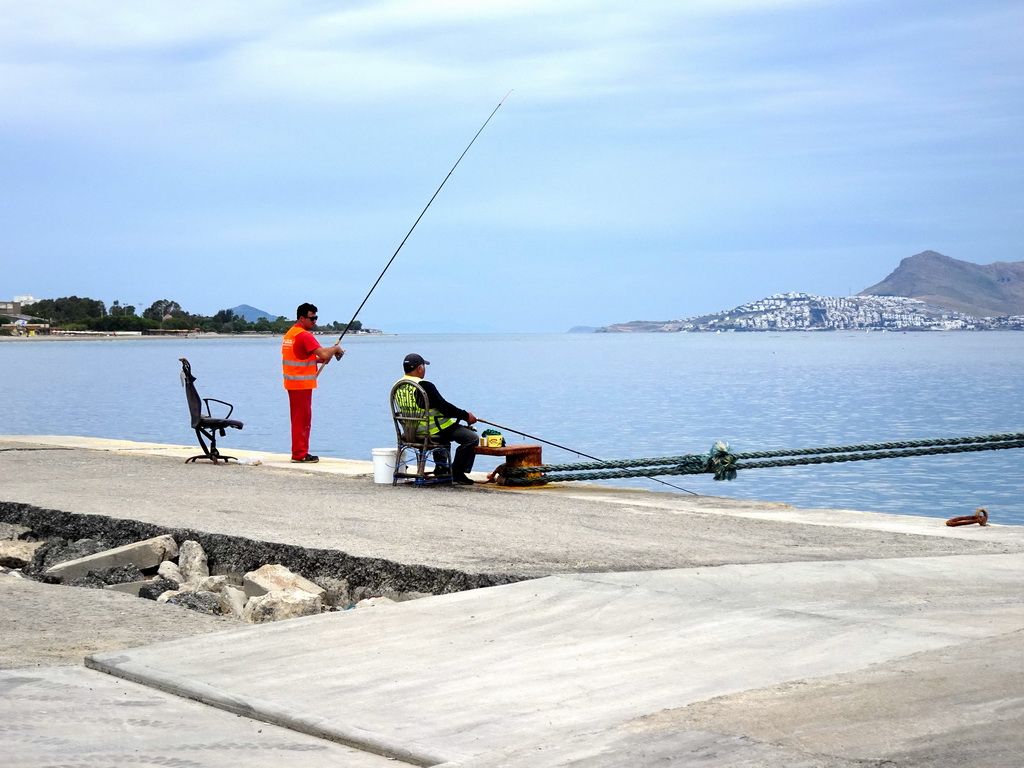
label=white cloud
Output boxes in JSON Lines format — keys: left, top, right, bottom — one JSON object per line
{"left": 0, "top": 0, "right": 822, "bottom": 120}
{"left": 2, "top": 0, "right": 1022, "bottom": 329}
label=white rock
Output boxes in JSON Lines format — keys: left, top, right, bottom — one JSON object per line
{"left": 242, "top": 588, "right": 322, "bottom": 624}
{"left": 195, "top": 575, "right": 228, "bottom": 593}
{"left": 0, "top": 540, "right": 44, "bottom": 568}
{"left": 157, "top": 560, "right": 184, "bottom": 584}
{"left": 178, "top": 540, "right": 210, "bottom": 582}
{"left": 219, "top": 585, "right": 248, "bottom": 619}
{"left": 243, "top": 563, "right": 326, "bottom": 601}
{"left": 317, "top": 576, "right": 352, "bottom": 608}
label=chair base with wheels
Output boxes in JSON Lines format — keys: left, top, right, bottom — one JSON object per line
{"left": 389, "top": 379, "right": 454, "bottom": 486}
{"left": 179, "top": 358, "right": 244, "bottom": 464}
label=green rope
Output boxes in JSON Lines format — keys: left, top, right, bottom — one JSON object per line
{"left": 501, "top": 432, "right": 1024, "bottom": 486}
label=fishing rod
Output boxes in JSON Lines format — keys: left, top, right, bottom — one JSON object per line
{"left": 317, "top": 91, "right": 512, "bottom": 377}
{"left": 476, "top": 419, "right": 699, "bottom": 495}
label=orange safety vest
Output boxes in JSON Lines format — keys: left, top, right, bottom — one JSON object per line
{"left": 282, "top": 325, "right": 318, "bottom": 390}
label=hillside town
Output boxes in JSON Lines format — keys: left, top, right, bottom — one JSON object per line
{"left": 601, "top": 293, "right": 1024, "bottom": 333}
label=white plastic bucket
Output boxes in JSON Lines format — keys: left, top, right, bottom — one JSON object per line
{"left": 371, "top": 447, "right": 396, "bottom": 484}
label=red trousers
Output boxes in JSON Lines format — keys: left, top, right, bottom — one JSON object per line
{"left": 288, "top": 388, "right": 313, "bottom": 459}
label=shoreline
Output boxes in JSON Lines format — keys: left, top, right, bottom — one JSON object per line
{"left": 0, "top": 331, "right": 397, "bottom": 342}
{"left": 2, "top": 332, "right": 284, "bottom": 342}
{"left": 0, "top": 332, "right": 269, "bottom": 342}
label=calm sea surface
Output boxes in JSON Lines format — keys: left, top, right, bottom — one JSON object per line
{"left": 2, "top": 331, "right": 1023, "bottom": 525}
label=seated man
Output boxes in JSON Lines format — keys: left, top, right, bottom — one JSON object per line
{"left": 397, "top": 353, "right": 479, "bottom": 485}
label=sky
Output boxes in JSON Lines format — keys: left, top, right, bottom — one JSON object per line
{"left": 2, "top": 0, "right": 1023, "bottom": 332}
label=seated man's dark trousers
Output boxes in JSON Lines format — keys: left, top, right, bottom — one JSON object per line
{"left": 436, "top": 423, "right": 479, "bottom": 477}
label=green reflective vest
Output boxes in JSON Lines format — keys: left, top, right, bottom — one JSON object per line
{"left": 394, "top": 375, "right": 456, "bottom": 435}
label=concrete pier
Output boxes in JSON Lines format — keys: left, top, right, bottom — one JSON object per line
{"left": 2, "top": 435, "right": 1023, "bottom": 767}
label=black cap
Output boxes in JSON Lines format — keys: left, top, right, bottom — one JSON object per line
{"left": 403, "top": 353, "right": 429, "bottom": 373}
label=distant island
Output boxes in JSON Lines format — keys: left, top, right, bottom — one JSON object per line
{"left": 597, "top": 251, "right": 1024, "bottom": 333}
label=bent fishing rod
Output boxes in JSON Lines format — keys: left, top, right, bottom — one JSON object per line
{"left": 476, "top": 419, "right": 699, "bottom": 495}
{"left": 318, "top": 91, "right": 512, "bottom": 377}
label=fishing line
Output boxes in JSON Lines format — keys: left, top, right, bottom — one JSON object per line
{"left": 318, "top": 91, "right": 513, "bottom": 377}
{"left": 477, "top": 419, "right": 699, "bottom": 495}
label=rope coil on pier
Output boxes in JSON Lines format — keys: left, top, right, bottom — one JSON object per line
{"left": 500, "top": 432, "right": 1024, "bottom": 486}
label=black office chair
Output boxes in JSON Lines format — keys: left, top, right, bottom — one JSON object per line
{"left": 179, "top": 357, "right": 243, "bottom": 464}
{"left": 389, "top": 379, "right": 453, "bottom": 485}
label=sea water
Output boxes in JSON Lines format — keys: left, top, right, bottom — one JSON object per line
{"left": 2, "top": 331, "right": 1023, "bottom": 524}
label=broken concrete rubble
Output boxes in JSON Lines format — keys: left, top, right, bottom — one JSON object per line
{"left": 220, "top": 584, "right": 248, "bottom": 619}
{"left": 159, "top": 589, "right": 223, "bottom": 615}
{"left": 139, "top": 578, "right": 178, "bottom": 600}
{"left": 0, "top": 522, "right": 30, "bottom": 540}
{"left": 2, "top": 501, "right": 518, "bottom": 598}
{"left": 44, "top": 534, "right": 178, "bottom": 582}
{"left": 243, "top": 587, "right": 323, "bottom": 624}
{"left": 157, "top": 559, "right": 184, "bottom": 584}
{"left": 243, "top": 563, "right": 327, "bottom": 601}
{"left": 3, "top": 520, "right": 439, "bottom": 625}
{"left": 29, "top": 537, "right": 110, "bottom": 577}
{"left": 70, "top": 563, "right": 145, "bottom": 590}
{"left": 178, "top": 539, "right": 209, "bottom": 582}
{"left": 0, "top": 539, "right": 44, "bottom": 568}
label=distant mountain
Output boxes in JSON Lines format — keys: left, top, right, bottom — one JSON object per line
{"left": 859, "top": 250, "right": 1024, "bottom": 318}
{"left": 230, "top": 304, "right": 278, "bottom": 322}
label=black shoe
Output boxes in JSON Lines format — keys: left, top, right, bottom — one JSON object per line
{"left": 291, "top": 454, "right": 319, "bottom": 463}
{"left": 452, "top": 473, "right": 475, "bottom": 485}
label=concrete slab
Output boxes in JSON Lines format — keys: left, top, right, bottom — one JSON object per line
{"left": 0, "top": 666, "right": 407, "bottom": 767}
{"left": 614, "top": 628, "right": 1024, "bottom": 768}
{"left": 86, "top": 553, "right": 1024, "bottom": 766}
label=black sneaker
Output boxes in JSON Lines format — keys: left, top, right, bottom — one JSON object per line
{"left": 291, "top": 454, "right": 319, "bottom": 463}
{"left": 452, "top": 473, "right": 475, "bottom": 485}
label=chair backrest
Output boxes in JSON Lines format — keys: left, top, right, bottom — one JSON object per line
{"left": 179, "top": 358, "right": 204, "bottom": 429}
{"left": 390, "top": 379, "right": 433, "bottom": 447}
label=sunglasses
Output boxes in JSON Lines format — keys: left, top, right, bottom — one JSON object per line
{"left": 306, "top": 315, "right": 318, "bottom": 321}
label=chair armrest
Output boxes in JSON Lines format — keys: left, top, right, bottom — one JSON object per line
{"left": 202, "top": 398, "right": 235, "bottom": 418}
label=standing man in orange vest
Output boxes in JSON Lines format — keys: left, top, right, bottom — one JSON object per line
{"left": 282, "top": 303, "right": 344, "bottom": 463}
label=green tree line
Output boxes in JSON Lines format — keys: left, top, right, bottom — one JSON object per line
{"left": 16, "top": 296, "right": 361, "bottom": 335}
